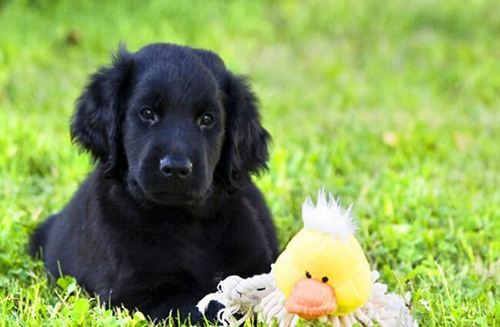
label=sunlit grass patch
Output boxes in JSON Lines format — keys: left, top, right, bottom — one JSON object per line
{"left": 1, "top": 0, "right": 499, "bottom": 325}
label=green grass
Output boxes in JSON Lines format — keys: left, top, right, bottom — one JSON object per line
{"left": 1, "top": 0, "right": 499, "bottom": 325}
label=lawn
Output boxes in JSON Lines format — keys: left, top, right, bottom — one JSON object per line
{"left": 1, "top": 0, "right": 499, "bottom": 326}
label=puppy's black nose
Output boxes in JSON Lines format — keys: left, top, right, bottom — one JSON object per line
{"left": 160, "top": 157, "right": 193, "bottom": 179}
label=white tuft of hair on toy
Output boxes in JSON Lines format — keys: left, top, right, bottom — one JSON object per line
{"left": 302, "top": 189, "right": 356, "bottom": 239}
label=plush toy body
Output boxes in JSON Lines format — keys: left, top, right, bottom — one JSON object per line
{"left": 198, "top": 191, "right": 417, "bottom": 327}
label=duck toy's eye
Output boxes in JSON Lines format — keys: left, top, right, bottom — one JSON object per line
{"left": 305, "top": 271, "right": 312, "bottom": 279}
{"left": 322, "top": 276, "right": 329, "bottom": 283}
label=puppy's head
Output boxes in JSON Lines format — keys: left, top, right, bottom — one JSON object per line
{"left": 71, "top": 43, "right": 269, "bottom": 206}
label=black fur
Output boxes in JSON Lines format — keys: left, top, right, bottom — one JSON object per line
{"left": 30, "top": 43, "right": 278, "bottom": 324}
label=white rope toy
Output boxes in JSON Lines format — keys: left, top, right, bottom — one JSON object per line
{"left": 198, "top": 191, "right": 418, "bottom": 327}
{"left": 198, "top": 269, "right": 416, "bottom": 327}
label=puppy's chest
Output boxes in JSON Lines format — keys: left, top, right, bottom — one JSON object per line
{"left": 122, "top": 221, "right": 226, "bottom": 273}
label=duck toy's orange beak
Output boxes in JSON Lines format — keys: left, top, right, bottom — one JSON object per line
{"left": 284, "top": 278, "right": 337, "bottom": 320}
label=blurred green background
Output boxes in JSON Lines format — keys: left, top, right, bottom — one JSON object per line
{"left": 1, "top": 0, "right": 499, "bottom": 325}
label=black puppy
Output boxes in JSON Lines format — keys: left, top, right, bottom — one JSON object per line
{"left": 30, "top": 43, "right": 278, "bottom": 324}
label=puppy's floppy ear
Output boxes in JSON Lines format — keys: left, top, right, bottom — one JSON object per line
{"left": 70, "top": 46, "right": 133, "bottom": 177}
{"left": 216, "top": 74, "right": 271, "bottom": 191}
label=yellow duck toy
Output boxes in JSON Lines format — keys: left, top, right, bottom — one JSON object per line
{"left": 198, "top": 190, "right": 416, "bottom": 327}
{"left": 274, "top": 191, "right": 372, "bottom": 318}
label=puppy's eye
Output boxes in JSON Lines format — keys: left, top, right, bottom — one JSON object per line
{"left": 139, "top": 107, "right": 155, "bottom": 121}
{"left": 199, "top": 113, "right": 215, "bottom": 127}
